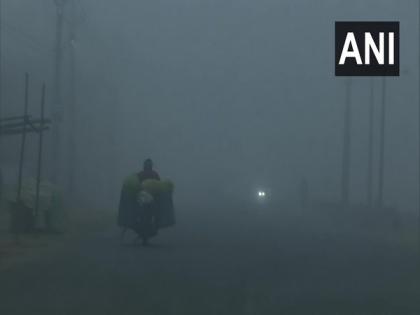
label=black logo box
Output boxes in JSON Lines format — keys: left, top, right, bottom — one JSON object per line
{"left": 335, "top": 22, "right": 399, "bottom": 77}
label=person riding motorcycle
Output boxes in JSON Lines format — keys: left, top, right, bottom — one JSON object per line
{"left": 118, "top": 158, "right": 160, "bottom": 246}
{"left": 136, "top": 159, "right": 160, "bottom": 245}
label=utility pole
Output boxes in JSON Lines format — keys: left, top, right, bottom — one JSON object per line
{"left": 0, "top": 0, "right": 3, "bottom": 199}
{"left": 67, "top": 0, "right": 76, "bottom": 202}
{"left": 418, "top": 0, "right": 420, "bottom": 252}
{"left": 0, "top": 0, "right": 3, "bottom": 137}
{"left": 17, "top": 74, "right": 29, "bottom": 201}
{"left": 51, "top": 0, "right": 66, "bottom": 185}
{"left": 377, "top": 77, "right": 386, "bottom": 209}
{"left": 367, "top": 78, "right": 375, "bottom": 207}
{"left": 107, "top": 86, "right": 118, "bottom": 206}
{"left": 341, "top": 78, "right": 352, "bottom": 206}
{"left": 35, "top": 84, "right": 46, "bottom": 220}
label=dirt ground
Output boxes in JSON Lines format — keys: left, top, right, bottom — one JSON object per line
{"left": 0, "top": 202, "right": 64, "bottom": 271}
{"left": 0, "top": 203, "right": 419, "bottom": 315}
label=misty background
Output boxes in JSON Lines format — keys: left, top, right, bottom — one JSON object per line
{"left": 1, "top": 0, "right": 419, "bottom": 213}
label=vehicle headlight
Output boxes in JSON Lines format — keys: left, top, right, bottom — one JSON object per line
{"left": 257, "top": 191, "right": 266, "bottom": 198}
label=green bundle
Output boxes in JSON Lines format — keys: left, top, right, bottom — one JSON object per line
{"left": 122, "top": 174, "right": 142, "bottom": 195}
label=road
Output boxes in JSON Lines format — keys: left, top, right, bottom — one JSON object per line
{"left": 0, "top": 204, "right": 418, "bottom": 315}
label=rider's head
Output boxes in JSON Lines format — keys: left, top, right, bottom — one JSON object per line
{"left": 143, "top": 158, "right": 153, "bottom": 171}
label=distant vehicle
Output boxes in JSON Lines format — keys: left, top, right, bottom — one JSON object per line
{"left": 255, "top": 188, "right": 269, "bottom": 206}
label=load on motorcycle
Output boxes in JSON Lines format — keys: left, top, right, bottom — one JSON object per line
{"left": 118, "top": 159, "right": 175, "bottom": 245}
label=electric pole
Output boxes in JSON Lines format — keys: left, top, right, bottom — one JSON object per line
{"left": 51, "top": 0, "right": 66, "bottom": 185}
{"left": 0, "top": 0, "right": 3, "bottom": 134}
{"left": 341, "top": 78, "right": 352, "bottom": 206}
{"left": 0, "top": 0, "right": 3, "bottom": 135}
{"left": 418, "top": 0, "right": 420, "bottom": 252}
{"left": 377, "top": 77, "right": 386, "bottom": 209}
{"left": 0, "top": 0, "right": 3, "bottom": 199}
{"left": 367, "top": 78, "right": 374, "bottom": 208}
{"left": 67, "top": 0, "right": 76, "bottom": 202}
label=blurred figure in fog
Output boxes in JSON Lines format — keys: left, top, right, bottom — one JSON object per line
{"left": 136, "top": 158, "right": 160, "bottom": 245}
{"left": 119, "top": 159, "right": 167, "bottom": 246}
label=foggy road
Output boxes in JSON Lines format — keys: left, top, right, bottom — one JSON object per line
{"left": 0, "top": 205, "right": 418, "bottom": 315}
{"left": 1, "top": 1, "right": 420, "bottom": 314}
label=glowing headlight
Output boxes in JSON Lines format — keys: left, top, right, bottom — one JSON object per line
{"left": 258, "top": 191, "right": 266, "bottom": 197}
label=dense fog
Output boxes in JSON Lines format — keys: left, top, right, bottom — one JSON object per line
{"left": 1, "top": 1, "right": 420, "bottom": 314}
{"left": 0, "top": 0, "right": 419, "bottom": 211}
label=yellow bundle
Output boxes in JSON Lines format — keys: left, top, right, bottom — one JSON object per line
{"left": 142, "top": 179, "right": 174, "bottom": 195}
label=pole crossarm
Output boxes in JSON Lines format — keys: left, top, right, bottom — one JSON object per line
{"left": 0, "top": 115, "right": 32, "bottom": 123}
{"left": 0, "top": 118, "right": 50, "bottom": 130}
{"left": 0, "top": 126, "right": 50, "bottom": 137}
{"left": 0, "top": 116, "right": 51, "bottom": 137}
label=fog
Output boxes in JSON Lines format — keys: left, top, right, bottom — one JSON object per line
{"left": 0, "top": 1, "right": 419, "bottom": 313}
{"left": 0, "top": 0, "right": 417, "bottom": 211}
